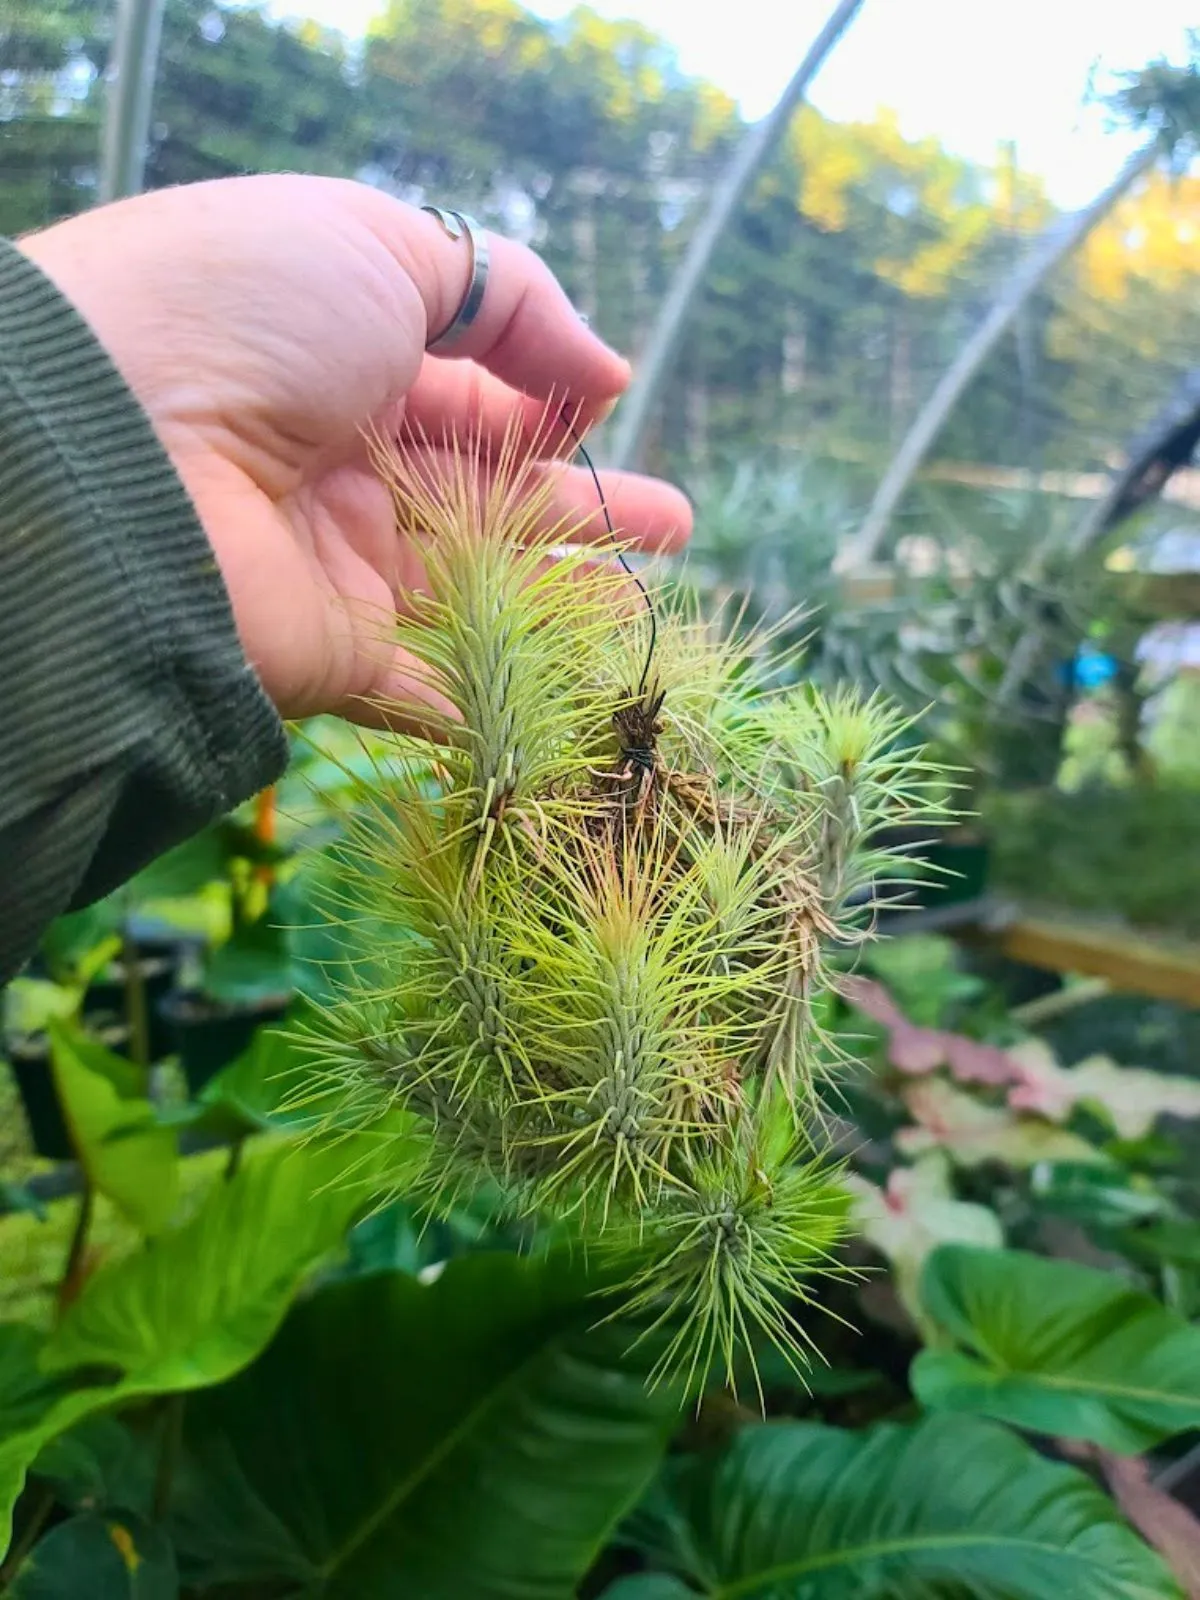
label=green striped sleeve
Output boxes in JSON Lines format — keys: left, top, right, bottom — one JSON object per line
{"left": 0, "top": 237, "right": 288, "bottom": 983}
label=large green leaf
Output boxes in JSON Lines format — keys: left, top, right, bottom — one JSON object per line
{"left": 912, "top": 1244, "right": 1200, "bottom": 1452}
{"left": 8, "top": 1510, "right": 177, "bottom": 1598}
{"left": 0, "top": 1326, "right": 97, "bottom": 1537}
{"left": 609, "top": 1414, "right": 1179, "bottom": 1599}
{"left": 172, "top": 1256, "right": 682, "bottom": 1598}
{"left": 603, "top": 1580, "right": 683, "bottom": 1599}
{"left": 44, "top": 1137, "right": 387, "bottom": 1382}
{"left": 47, "top": 1022, "right": 178, "bottom": 1235}
{"left": 29, "top": 1417, "right": 153, "bottom": 1518}
{"left": 1028, "top": 1162, "right": 1167, "bottom": 1231}
{"left": 1, "top": 1133, "right": 398, "bottom": 1557}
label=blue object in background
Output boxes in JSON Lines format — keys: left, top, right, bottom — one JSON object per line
{"left": 1072, "top": 644, "right": 1119, "bottom": 692}
{"left": 1055, "top": 646, "right": 1118, "bottom": 692}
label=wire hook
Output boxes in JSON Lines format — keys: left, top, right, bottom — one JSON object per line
{"left": 559, "top": 406, "right": 658, "bottom": 697}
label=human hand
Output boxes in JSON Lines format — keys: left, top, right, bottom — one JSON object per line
{"left": 19, "top": 175, "right": 691, "bottom": 725}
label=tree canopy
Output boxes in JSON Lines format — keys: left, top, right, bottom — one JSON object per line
{"left": 4, "top": 0, "right": 1198, "bottom": 484}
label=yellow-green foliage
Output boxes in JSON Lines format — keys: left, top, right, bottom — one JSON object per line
{"left": 302, "top": 424, "right": 943, "bottom": 1391}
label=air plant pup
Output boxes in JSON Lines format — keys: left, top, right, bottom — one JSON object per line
{"left": 305, "top": 413, "right": 943, "bottom": 1393}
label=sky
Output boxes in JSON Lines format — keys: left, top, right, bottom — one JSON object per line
{"left": 268, "top": 0, "right": 1197, "bottom": 207}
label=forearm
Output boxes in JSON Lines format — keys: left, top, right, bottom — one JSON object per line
{"left": 0, "top": 238, "right": 288, "bottom": 984}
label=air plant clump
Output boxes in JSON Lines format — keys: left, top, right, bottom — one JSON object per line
{"left": 304, "top": 418, "right": 945, "bottom": 1393}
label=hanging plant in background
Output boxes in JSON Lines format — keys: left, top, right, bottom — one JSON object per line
{"left": 819, "top": 494, "right": 1147, "bottom": 794}
{"left": 302, "top": 419, "right": 944, "bottom": 1392}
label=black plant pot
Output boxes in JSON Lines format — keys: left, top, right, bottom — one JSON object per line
{"left": 124, "top": 926, "right": 208, "bottom": 990}
{"left": 158, "top": 993, "right": 290, "bottom": 1095}
{"left": 82, "top": 957, "right": 177, "bottom": 1062}
{"left": 7, "top": 1009, "right": 137, "bottom": 1161}
{"left": 7, "top": 1035, "right": 72, "bottom": 1161}
{"left": 124, "top": 916, "right": 203, "bottom": 957}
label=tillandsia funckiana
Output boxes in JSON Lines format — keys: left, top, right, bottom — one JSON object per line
{"left": 304, "top": 417, "right": 945, "bottom": 1393}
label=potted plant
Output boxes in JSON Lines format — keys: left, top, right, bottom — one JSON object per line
{"left": 3, "top": 906, "right": 125, "bottom": 1159}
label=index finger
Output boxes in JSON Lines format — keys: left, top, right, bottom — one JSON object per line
{"left": 398, "top": 364, "right": 613, "bottom": 466}
{"left": 360, "top": 191, "right": 633, "bottom": 405}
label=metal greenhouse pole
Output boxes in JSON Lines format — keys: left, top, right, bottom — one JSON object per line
{"left": 839, "top": 138, "right": 1160, "bottom": 571}
{"left": 605, "top": 0, "right": 867, "bottom": 474}
{"left": 99, "top": 0, "right": 168, "bottom": 202}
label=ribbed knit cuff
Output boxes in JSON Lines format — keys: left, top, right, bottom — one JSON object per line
{"left": 0, "top": 237, "right": 288, "bottom": 974}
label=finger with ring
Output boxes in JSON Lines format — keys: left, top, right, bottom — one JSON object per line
{"left": 420, "top": 205, "right": 490, "bottom": 354}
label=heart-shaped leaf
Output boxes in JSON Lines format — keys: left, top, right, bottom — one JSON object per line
{"left": 1, "top": 1131, "right": 401, "bottom": 1556}
{"left": 172, "top": 1255, "right": 682, "bottom": 1598}
{"left": 912, "top": 1244, "right": 1200, "bottom": 1452}
{"left": 28, "top": 1416, "right": 153, "bottom": 1517}
{"left": 1007, "top": 1042, "right": 1200, "bottom": 1139}
{"left": 608, "top": 1413, "right": 1179, "bottom": 1598}
{"left": 47, "top": 1023, "right": 178, "bottom": 1234}
{"left": 845, "top": 1152, "right": 1002, "bottom": 1319}
{"left": 8, "top": 1510, "right": 177, "bottom": 1597}
{"left": 897, "top": 1078, "right": 1105, "bottom": 1168}
{"left": 43, "top": 1136, "right": 391, "bottom": 1383}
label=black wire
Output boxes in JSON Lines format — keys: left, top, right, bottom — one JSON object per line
{"left": 560, "top": 407, "right": 658, "bottom": 697}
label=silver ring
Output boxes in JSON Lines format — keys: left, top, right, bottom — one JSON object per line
{"left": 420, "top": 206, "right": 490, "bottom": 353}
